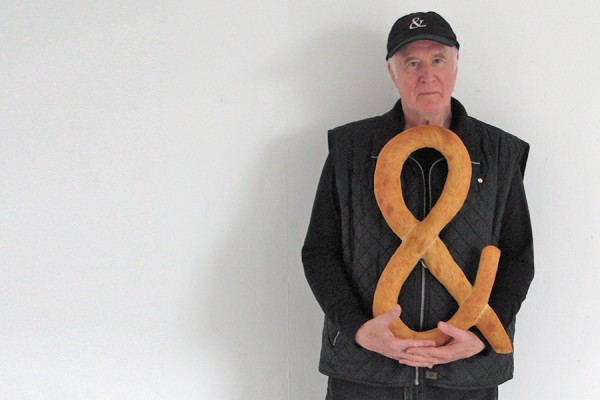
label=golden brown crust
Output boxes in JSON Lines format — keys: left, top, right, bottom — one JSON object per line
{"left": 373, "top": 125, "right": 513, "bottom": 354}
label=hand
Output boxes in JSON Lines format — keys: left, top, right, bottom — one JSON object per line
{"left": 405, "top": 321, "right": 485, "bottom": 366}
{"left": 355, "top": 305, "right": 438, "bottom": 367}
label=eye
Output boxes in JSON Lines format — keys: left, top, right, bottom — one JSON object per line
{"left": 433, "top": 58, "right": 445, "bottom": 65}
{"left": 405, "top": 60, "right": 420, "bottom": 70}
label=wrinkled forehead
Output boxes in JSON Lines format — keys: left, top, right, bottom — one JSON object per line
{"left": 396, "top": 39, "right": 456, "bottom": 58}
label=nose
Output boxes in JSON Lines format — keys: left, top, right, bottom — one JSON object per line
{"left": 419, "top": 64, "right": 436, "bottom": 83}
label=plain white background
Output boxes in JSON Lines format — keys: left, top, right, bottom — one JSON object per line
{"left": 2, "top": 1, "right": 599, "bottom": 399}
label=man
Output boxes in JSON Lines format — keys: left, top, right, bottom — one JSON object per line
{"left": 302, "top": 11, "right": 534, "bottom": 399}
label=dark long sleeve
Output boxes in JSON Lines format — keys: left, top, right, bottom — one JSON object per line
{"left": 489, "top": 149, "right": 535, "bottom": 328}
{"left": 301, "top": 154, "right": 371, "bottom": 339}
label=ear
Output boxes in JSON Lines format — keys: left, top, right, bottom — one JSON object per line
{"left": 387, "top": 61, "right": 398, "bottom": 86}
{"left": 454, "top": 49, "right": 460, "bottom": 72}
{"left": 456, "top": 53, "right": 460, "bottom": 75}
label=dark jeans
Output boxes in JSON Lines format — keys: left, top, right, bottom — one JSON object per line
{"left": 326, "top": 378, "right": 498, "bottom": 400}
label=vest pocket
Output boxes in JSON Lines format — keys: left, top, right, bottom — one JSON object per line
{"left": 332, "top": 331, "right": 341, "bottom": 347}
{"left": 324, "top": 318, "right": 342, "bottom": 347}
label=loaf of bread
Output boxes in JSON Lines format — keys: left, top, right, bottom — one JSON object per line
{"left": 372, "top": 125, "right": 512, "bottom": 354}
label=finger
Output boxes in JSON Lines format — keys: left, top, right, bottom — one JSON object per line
{"left": 406, "top": 345, "right": 445, "bottom": 358}
{"left": 385, "top": 304, "right": 401, "bottom": 320}
{"left": 402, "top": 339, "right": 437, "bottom": 348}
{"left": 437, "top": 321, "right": 466, "bottom": 339}
{"left": 380, "top": 304, "right": 401, "bottom": 327}
{"left": 405, "top": 346, "right": 451, "bottom": 366}
{"left": 397, "top": 354, "right": 437, "bottom": 368}
{"left": 398, "top": 360, "right": 434, "bottom": 368}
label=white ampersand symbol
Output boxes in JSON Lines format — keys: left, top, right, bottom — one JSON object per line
{"left": 409, "top": 17, "right": 426, "bottom": 29}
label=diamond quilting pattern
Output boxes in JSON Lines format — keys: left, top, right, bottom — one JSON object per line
{"left": 319, "top": 113, "right": 518, "bottom": 388}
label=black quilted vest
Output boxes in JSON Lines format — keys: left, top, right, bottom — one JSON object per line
{"left": 319, "top": 99, "right": 528, "bottom": 389}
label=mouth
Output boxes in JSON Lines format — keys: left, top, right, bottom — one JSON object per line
{"left": 418, "top": 91, "right": 440, "bottom": 97}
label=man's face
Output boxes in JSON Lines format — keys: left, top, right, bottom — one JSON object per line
{"left": 387, "top": 40, "right": 458, "bottom": 124}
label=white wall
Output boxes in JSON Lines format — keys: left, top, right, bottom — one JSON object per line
{"left": 2, "top": 1, "right": 599, "bottom": 399}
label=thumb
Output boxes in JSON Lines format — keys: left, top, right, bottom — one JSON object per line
{"left": 437, "top": 321, "right": 462, "bottom": 338}
{"left": 382, "top": 304, "right": 401, "bottom": 323}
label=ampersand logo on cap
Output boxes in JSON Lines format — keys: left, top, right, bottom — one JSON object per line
{"left": 409, "top": 17, "right": 426, "bottom": 29}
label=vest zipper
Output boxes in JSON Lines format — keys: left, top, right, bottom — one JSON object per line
{"left": 408, "top": 156, "right": 427, "bottom": 386}
{"left": 408, "top": 155, "right": 445, "bottom": 386}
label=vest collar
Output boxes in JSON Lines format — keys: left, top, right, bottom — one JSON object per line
{"left": 382, "top": 98, "right": 483, "bottom": 163}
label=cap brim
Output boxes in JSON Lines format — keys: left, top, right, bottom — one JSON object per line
{"left": 386, "top": 35, "right": 459, "bottom": 60}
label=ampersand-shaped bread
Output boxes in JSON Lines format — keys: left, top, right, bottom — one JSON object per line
{"left": 373, "top": 125, "right": 513, "bottom": 354}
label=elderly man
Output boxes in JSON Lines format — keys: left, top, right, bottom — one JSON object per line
{"left": 302, "top": 11, "right": 534, "bottom": 399}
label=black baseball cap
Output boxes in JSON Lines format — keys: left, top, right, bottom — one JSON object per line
{"left": 386, "top": 11, "right": 459, "bottom": 60}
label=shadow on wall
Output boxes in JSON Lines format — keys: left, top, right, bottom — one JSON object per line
{"left": 284, "top": 27, "right": 399, "bottom": 399}
{"left": 195, "top": 27, "right": 399, "bottom": 399}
